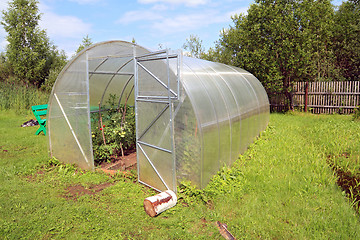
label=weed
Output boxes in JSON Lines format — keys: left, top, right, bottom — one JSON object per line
{"left": 353, "top": 106, "right": 360, "bottom": 121}
{"left": 0, "top": 81, "right": 49, "bottom": 113}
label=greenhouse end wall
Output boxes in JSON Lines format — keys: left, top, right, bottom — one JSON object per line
{"left": 47, "top": 40, "right": 269, "bottom": 193}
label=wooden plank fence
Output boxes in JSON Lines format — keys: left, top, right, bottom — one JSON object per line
{"left": 270, "top": 81, "right": 360, "bottom": 114}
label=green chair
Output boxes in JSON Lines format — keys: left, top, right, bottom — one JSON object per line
{"left": 31, "top": 104, "right": 48, "bottom": 135}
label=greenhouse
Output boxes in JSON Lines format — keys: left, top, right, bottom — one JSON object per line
{"left": 47, "top": 40, "right": 269, "bottom": 192}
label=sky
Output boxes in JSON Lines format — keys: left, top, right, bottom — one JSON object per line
{"left": 0, "top": 0, "right": 344, "bottom": 58}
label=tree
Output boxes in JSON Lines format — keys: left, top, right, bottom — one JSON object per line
{"left": 182, "top": 34, "right": 205, "bottom": 59}
{"left": 1, "top": 0, "right": 52, "bottom": 86}
{"left": 75, "top": 35, "right": 93, "bottom": 54}
{"left": 40, "top": 47, "right": 67, "bottom": 92}
{"left": 333, "top": 0, "right": 360, "bottom": 81}
{"left": 206, "top": 0, "right": 336, "bottom": 110}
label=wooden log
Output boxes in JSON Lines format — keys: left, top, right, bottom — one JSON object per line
{"left": 143, "top": 190, "right": 177, "bottom": 217}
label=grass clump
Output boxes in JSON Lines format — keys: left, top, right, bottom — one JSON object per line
{"left": 353, "top": 106, "right": 360, "bottom": 121}
{"left": 0, "top": 81, "right": 49, "bottom": 113}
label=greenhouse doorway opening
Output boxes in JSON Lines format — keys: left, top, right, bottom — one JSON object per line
{"left": 135, "top": 50, "right": 180, "bottom": 192}
{"left": 88, "top": 48, "right": 181, "bottom": 193}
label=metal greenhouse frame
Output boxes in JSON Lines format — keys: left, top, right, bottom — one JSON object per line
{"left": 47, "top": 40, "right": 269, "bottom": 193}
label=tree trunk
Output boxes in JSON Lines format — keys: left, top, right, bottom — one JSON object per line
{"left": 283, "top": 76, "right": 293, "bottom": 111}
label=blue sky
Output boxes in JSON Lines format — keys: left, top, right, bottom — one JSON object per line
{"left": 0, "top": 0, "right": 344, "bottom": 57}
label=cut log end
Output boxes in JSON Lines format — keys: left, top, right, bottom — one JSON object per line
{"left": 143, "top": 199, "right": 157, "bottom": 217}
{"left": 143, "top": 190, "right": 177, "bottom": 217}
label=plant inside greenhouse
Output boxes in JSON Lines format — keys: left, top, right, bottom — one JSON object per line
{"left": 90, "top": 94, "right": 136, "bottom": 165}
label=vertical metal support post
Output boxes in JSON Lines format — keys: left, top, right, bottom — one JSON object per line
{"left": 177, "top": 50, "right": 181, "bottom": 99}
{"left": 166, "top": 50, "right": 176, "bottom": 191}
{"left": 134, "top": 46, "right": 140, "bottom": 181}
{"left": 86, "top": 52, "right": 94, "bottom": 169}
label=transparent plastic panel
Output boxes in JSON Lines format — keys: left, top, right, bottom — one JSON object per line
{"left": 136, "top": 101, "right": 169, "bottom": 137}
{"left": 138, "top": 147, "right": 167, "bottom": 191}
{"left": 243, "top": 74, "right": 270, "bottom": 131}
{"left": 100, "top": 75, "right": 133, "bottom": 108}
{"left": 180, "top": 57, "right": 269, "bottom": 188}
{"left": 49, "top": 41, "right": 151, "bottom": 171}
{"left": 181, "top": 60, "right": 220, "bottom": 188}
{"left": 227, "top": 66, "right": 264, "bottom": 142}
{"left": 49, "top": 53, "right": 93, "bottom": 170}
{"left": 140, "top": 107, "right": 172, "bottom": 151}
{"left": 220, "top": 64, "right": 260, "bottom": 152}
{"left": 89, "top": 74, "right": 112, "bottom": 108}
{"left": 139, "top": 144, "right": 175, "bottom": 191}
{"left": 174, "top": 95, "right": 201, "bottom": 187}
{"left": 96, "top": 57, "right": 133, "bottom": 73}
{"left": 119, "top": 76, "right": 135, "bottom": 106}
{"left": 137, "top": 58, "right": 177, "bottom": 98}
{"left": 196, "top": 61, "right": 241, "bottom": 166}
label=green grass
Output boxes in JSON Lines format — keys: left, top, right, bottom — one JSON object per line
{"left": 1, "top": 110, "right": 360, "bottom": 239}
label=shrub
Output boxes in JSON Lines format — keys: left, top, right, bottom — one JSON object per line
{"left": 353, "top": 106, "right": 360, "bottom": 121}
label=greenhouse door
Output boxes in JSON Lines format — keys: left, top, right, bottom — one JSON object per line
{"left": 134, "top": 50, "right": 180, "bottom": 192}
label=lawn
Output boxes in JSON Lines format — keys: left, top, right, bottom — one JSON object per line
{"left": 0, "top": 110, "right": 359, "bottom": 239}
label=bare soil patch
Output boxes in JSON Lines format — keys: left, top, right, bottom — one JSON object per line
{"left": 327, "top": 152, "right": 360, "bottom": 211}
{"left": 64, "top": 182, "right": 114, "bottom": 200}
{"left": 99, "top": 149, "right": 137, "bottom": 172}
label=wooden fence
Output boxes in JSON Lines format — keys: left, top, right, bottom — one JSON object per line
{"left": 270, "top": 81, "right": 360, "bottom": 114}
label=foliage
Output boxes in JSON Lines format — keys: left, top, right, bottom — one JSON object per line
{"left": 333, "top": 0, "right": 360, "bottom": 81}
{"left": 0, "top": 81, "right": 49, "bottom": 113}
{"left": 91, "top": 94, "right": 136, "bottom": 164}
{"left": 75, "top": 34, "right": 93, "bottom": 54}
{"left": 40, "top": 47, "right": 67, "bottom": 92}
{"left": 203, "top": 0, "right": 341, "bottom": 110}
{"left": 182, "top": 34, "right": 205, "bottom": 59}
{"left": 353, "top": 106, "right": 360, "bottom": 121}
{"left": 1, "top": 0, "right": 64, "bottom": 87}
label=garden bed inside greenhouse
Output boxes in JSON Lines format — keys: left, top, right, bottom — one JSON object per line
{"left": 91, "top": 94, "right": 137, "bottom": 172}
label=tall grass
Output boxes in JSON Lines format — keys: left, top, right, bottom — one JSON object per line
{"left": 0, "top": 81, "right": 49, "bottom": 113}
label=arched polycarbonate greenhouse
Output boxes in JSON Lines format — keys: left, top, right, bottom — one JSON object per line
{"left": 48, "top": 40, "right": 269, "bottom": 192}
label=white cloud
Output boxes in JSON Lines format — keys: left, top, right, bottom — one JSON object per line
{"left": 117, "top": 6, "right": 248, "bottom": 37}
{"left": 69, "top": 0, "right": 102, "bottom": 4}
{"left": 40, "top": 12, "right": 91, "bottom": 38}
{"left": 116, "top": 10, "right": 163, "bottom": 25}
{"left": 0, "top": 0, "right": 8, "bottom": 11}
{"left": 38, "top": 3, "right": 92, "bottom": 57}
{"left": 138, "top": 0, "right": 207, "bottom": 7}
{"left": 226, "top": 7, "right": 248, "bottom": 18}
{"left": 151, "top": 4, "right": 169, "bottom": 11}
{"left": 151, "top": 9, "right": 238, "bottom": 34}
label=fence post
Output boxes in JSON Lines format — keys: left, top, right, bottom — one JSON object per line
{"left": 304, "top": 82, "right": 309, "bottom": 112}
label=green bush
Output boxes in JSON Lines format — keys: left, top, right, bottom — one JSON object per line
{"left": 353, "top": 106, "right": 360, "bottom": 121}
{"left": 91, "top": 94, "right": 135, "bottom": 164}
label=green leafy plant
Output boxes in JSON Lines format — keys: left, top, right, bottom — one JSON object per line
{"left": 91, "top": 94, "right": 135, "bottom": 164}
{"left": 353, "top": 106, "right": 360, "bottom": 121}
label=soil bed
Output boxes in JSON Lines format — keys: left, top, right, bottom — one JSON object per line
{"left": 327, "top": 153, "right": 360, "bottom": 212}
{"left": 98, "top": 149, "right": 137, "bottom": 172}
